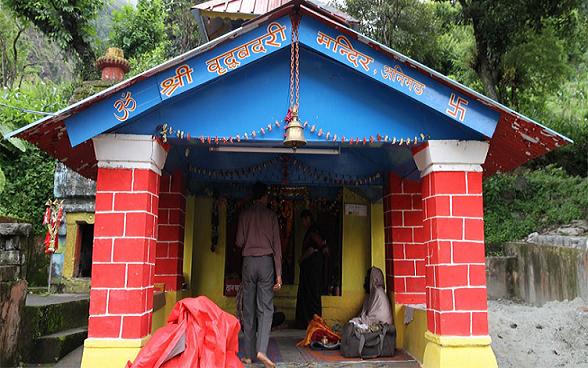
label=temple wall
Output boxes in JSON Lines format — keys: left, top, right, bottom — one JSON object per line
{"left": 167, "top": 189, "right": 380, "bottom": 327}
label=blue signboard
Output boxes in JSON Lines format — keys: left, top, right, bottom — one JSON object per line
{"left": 65, "top": 17, "right": 292, "bottom": 146}
{"left": 297, "top": 16, "right": 499, "bottom": 138}
{"left": 65, "top": 14, "right": 498, "bottom": 147}
{"left": 116, "top": 47, "right": 484, "bottom": 145}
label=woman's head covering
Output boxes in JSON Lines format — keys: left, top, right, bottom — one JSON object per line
{"left": 352, "top": 267, "right": 393, "bottom": 326}
{"left": 369, "top": 267, "right": 385, "bottom": 291}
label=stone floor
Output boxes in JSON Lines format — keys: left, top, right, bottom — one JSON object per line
{"left": 45, "top": 329, "right": 420, "bottom": 367}
{"left": 25, "top": 293, "right": 89, "bottom": 307}
{"left": 243, "top": 330, "right": 419, "bottom": 367}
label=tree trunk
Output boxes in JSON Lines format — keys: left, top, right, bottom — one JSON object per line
{"left": 475, "top": 51, "right": 500, "bottom": 101}
{"left": 465, "top": 2, "right": 501, "bottom": 102}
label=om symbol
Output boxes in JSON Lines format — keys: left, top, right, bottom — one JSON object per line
{"left": 113, "top": 91, "right": 137, "bottom": 122}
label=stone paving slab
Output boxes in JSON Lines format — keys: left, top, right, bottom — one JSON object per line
{"left": 26, "top": 293, "right": 89, "bottom": 307}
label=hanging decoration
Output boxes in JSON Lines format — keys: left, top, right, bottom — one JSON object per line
{"left": 282, "top": 14, "right": 307, "bottom": 148}
{"left": 154, "top": 11, "right": 431, "bottom": 148}
{"left": 189, "top": 155, "right": 383, "bottom": 187}
{"left": 42, "top": 199, "right": 63, "bottom": 294}
{"left": 158, "top": 121, "right": 428, "bottom": 147}
{"left": 290, "top": 157, "right": 382, "bottom": 186}
{"left": 189, "top": 157, "right": 281, "bottom": 179}
{"left": 43, "top": 199, "right": 64, "bottom": 255}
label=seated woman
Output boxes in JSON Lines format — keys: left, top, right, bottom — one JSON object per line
{"left": 341, "top": 267, "right": 395, "bottom": 358}
{"left": 351, "top": 267, "right": 392, "bottom": 327}
{"left": 295, "top": 210, "right": 327, "bottom": 329}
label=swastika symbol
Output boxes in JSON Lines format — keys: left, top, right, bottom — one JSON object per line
{"left": 446, "top": 93, "right": 468, "bottom": 122}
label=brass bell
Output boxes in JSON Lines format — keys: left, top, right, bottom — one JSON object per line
{"left": 283, "top": 107, "right": 307, "bottom": 148}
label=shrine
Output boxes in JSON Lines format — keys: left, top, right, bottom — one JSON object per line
{"left": 7, "top": 1, "right": 571, "bottom": 367}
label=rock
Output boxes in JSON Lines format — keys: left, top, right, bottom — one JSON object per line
{"left": 0, "top": 280, "right": 27, "bottom": 366}
{"left": 526, "top": 232, "right": 539, "bottom": 242}
{"left": 0, "top": 223, "right": 32, "bottom": 237}
{"left": 557, "top": 227, "right": 584, "bottom": 237}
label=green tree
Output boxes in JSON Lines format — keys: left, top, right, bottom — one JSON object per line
{"left": 2, "top": 0, "right": 104, "bottom": 79}
{"left": 444, "top": 0, "right": 584, "bottom": 106}
{"left": 0, "top": 5, "right": 32, "bottom": 88}
{"left": 343, "top": 0, "right": 449, "bottom": 70}
{"left": 110, "top": 0, "right": 166, "bottom": 61}
{"left": 164, "top": 0, "right": 202, "bottom": 56}
{"left": 0, "top": 81, "right": 71, "bottom": 230}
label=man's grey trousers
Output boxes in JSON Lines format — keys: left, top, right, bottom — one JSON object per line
{"left": 242, "top": 255, "right": 274, "bottom": 359}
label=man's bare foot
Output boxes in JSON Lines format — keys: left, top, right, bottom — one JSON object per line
{"left": 240, "top": 357, "right": 252, "bottom": 364}
{"left": 256, "top": 352, "right": 276, "bottom": 368}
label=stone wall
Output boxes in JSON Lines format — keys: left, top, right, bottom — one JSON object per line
{"left": 53, "top": 162, "right": 96, "bottom": 281}
{"left": 505, "top": 241, "right": 588, "bottom": 305}
{"left": 486, "top": 256, "right": 517, "bottom": 300}
{"left": 0, "top": 221, "right": 31, "bottom": 366}
{"left": 486, "top": 241, "right": 588, "bottom": 305}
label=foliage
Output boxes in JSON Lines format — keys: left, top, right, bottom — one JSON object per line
{"left": 483, "top": 166, "right": 588, "bottom": 253}
{"left": 127, "top": 42, "right": 170, "bottom": 78}
{"left": 344, "top": 0, "right": 449, "bottom": 70}
{"left": 110, "top": 0, "right": 202, "bottom": 74}
{"left": 441, "top": 0, "right": 585, "bottom": 106}
{"left": 163, "top": 0, "right": 202, "bottom": 57}
{"left": 0, "top": 5, "right": 31, "bottom": 88}
{"left": 1, "top": 0, "right": 104, "bottom": 79}
{"left": 0, "top": 4, "right": 77, "bottom": 87}
{"left": 110, "top": 0, "right": 166, "bottom": 61}
{"left": 0, "top": 82, "right": 71, "bottom": 233}
{"left": 0, "top": 148, "right": 56, "bottom": 234}
{"left": 0, "top": 165, "right": 4, "bottom": 193}
{"left": 0, "top": 82, "right": 71, "bottom": 130}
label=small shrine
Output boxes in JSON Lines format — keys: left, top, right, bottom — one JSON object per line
{"left": 7, "top": 1, "right": 570, "bottom": 367}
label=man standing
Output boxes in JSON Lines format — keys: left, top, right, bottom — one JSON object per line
{"left": 236, "top": 182, "right": 282, "bottom": 368}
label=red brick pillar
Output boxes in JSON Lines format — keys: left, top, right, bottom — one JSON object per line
{"left": 384, "top": 173, "right": 425, "bottom": 304}
{"left": 82, "top": 135, "right": 167, "bottom": 368}
{"left": 155, "top": 172, "right": 186, "bottom": 291}
{"left": 413, "top": 140, "right": 497, "bottom": 368}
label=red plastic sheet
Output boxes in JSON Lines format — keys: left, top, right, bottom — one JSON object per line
{"left": 127, "top": 296, "right": 243, "bottom": 368}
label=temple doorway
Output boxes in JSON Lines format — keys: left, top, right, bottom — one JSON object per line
{"left": 75, "top": 223, "right": 94, "bottom": 278}
{"left": 222, "top": 185, "right": 343, "bottom": 297}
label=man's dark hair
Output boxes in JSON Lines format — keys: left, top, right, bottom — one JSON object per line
{"left": 300, "top": 209, "right": 313, "bottom": 220}
{"left": 252, "top": 182, "right": 268, "bottom": 200}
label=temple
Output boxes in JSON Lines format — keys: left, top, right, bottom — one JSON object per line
{"left": 7, "top": 1, "right": 571, "bottom": 367}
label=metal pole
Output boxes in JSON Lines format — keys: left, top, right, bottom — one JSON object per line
{"left": 48, "top": 255, "right": 53, "bottom": 294}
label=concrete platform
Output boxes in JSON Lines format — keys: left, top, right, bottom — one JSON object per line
{"left": 48, "top": 329, "right": 420, "bottom": 367}
{"left": 26, "top": 293, "right": 89, "bottom": 307}
{"left": 243, "top": 330, "right": 419, "bottom": 367}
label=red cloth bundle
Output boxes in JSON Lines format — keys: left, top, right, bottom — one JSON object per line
{"left": 127, "top": 296, "right": 243, "bottom": 368}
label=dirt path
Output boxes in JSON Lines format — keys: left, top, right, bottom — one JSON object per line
{"left": 489, "top": 298, "right": 588, "bottom": 368}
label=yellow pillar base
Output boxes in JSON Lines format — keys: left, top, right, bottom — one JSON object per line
{"left": 81, "top": 336, "right": 150, "bottom": 368}
{"left": 422, "top": 331, "right": 498, "bottom": 368}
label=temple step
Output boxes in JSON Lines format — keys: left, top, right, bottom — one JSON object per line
{"left": 20, "top": 293, "right": 89, "bottom": 364}
{"left": 29, "top": 327, "right": 88, "bottom": 364}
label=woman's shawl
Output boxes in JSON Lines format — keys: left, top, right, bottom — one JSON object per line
{"left": 352, "top": 267, "right": 393, "bottom": 326}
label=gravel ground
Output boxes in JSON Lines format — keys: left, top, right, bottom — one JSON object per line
{"left": 489, "top": 298, "right": 588, "bottom": 368}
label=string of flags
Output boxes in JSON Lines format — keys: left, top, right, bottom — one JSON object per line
{"left": 189, "top": 157, "right": 280, "bottom": 179}
{"left": 189, "top": 155, "right": 383, "bottom": 186}
{"left": 290, "top": 157, "right": 382, "bottom": 186}
{"left": 158, "top": 122, "right": 428, "bottom": 146}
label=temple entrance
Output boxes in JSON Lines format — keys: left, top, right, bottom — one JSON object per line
{"left": 75, "top": 223, "right": 94, "bottom": 278}
{"left": 223, "top": 186, "right": 343, "bottom": 297}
